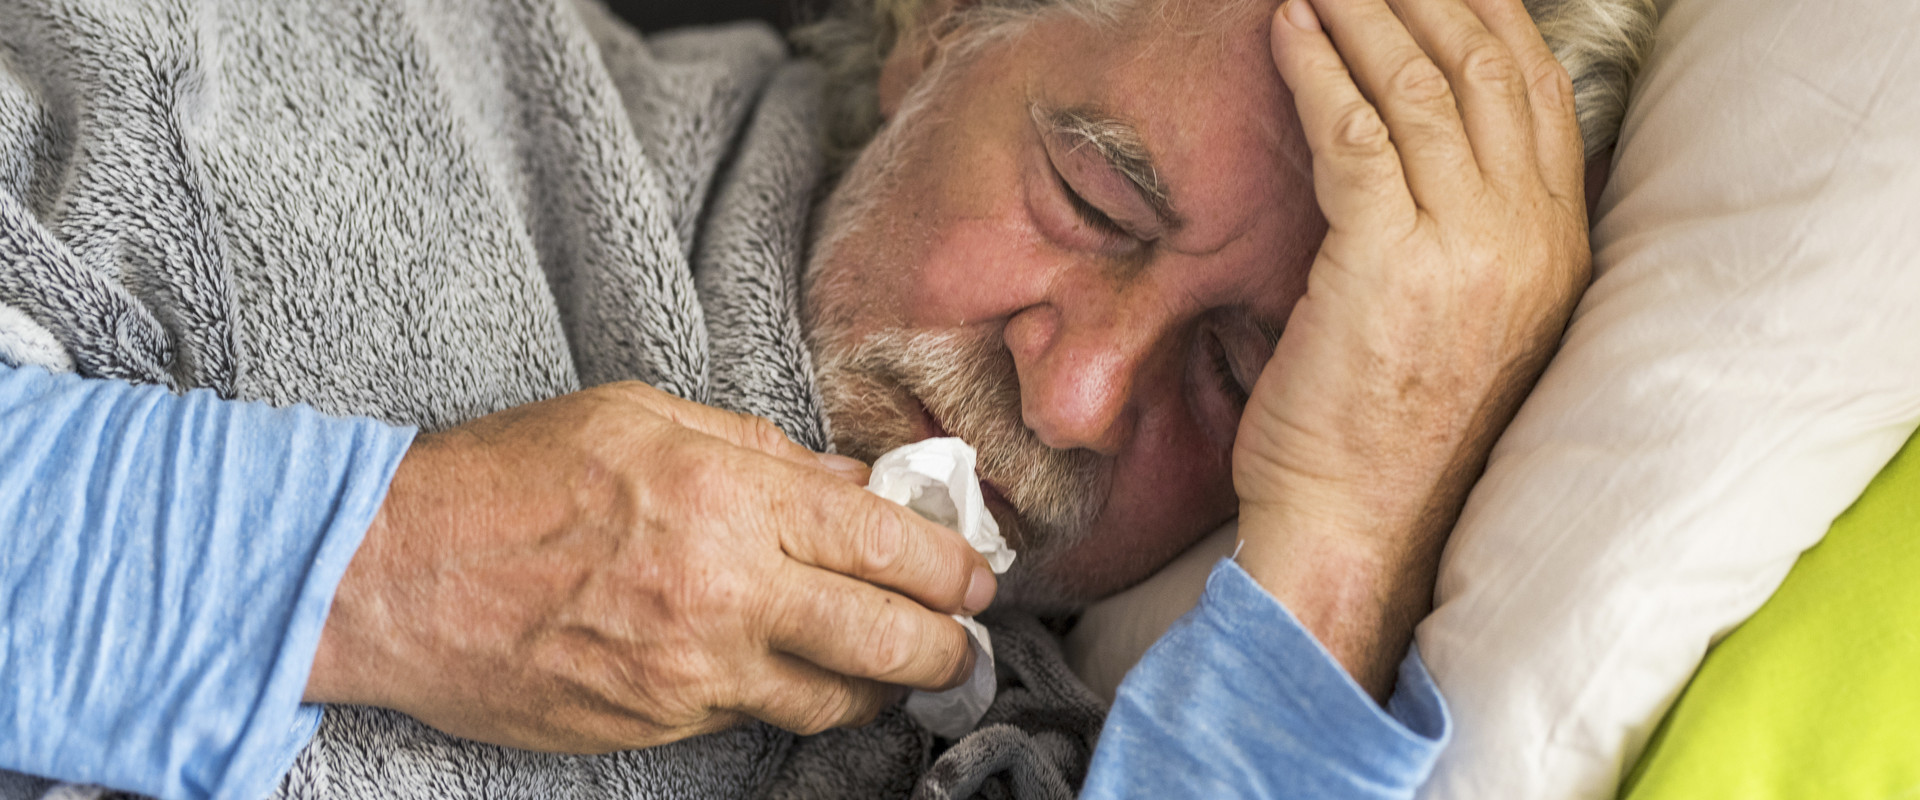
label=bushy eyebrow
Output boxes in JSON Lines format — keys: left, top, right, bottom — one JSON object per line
{"left": 1034, "top": 104, "right": 1184, "bottom": 232}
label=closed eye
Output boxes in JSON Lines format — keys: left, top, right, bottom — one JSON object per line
{"left": 1205, "top": 331, "right": 1251, "bottom": 409}
{"left": 1055, "top": 167, "right": 1131, "bottom": 240}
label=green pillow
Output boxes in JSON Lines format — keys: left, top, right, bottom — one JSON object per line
{"left": 1621, "top": 428, "right": 1920, "bottom": 799}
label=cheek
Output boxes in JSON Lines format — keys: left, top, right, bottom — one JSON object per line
{"left": 900, "top": 211, "right": 1051, "bottom": 329}
{"left": 1048, "top": 399, "right": 1239, "bottom": 597}
{"left": 810, "top": 191, "right": 1015, "bottom": 339}
{"left": 895, "top": 116, "right": 1056, "bottom": 329}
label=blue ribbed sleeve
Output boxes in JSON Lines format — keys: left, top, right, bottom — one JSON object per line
{"left": 0, "top": 365, "right": 415, "bottom": 799}
{"left": 1082, "top": 558, "right": 1451, "bottom": 799}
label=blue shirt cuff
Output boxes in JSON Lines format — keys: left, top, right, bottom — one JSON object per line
{"left": 0, "top": 365, "right": 415, "bottom": 799}
{"left": 1081, "top": 558, "right": 1450, "bottom": 799}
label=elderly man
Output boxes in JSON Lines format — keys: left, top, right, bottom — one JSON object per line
{"left": 0, "top": 0, "right": 1646, "bottom": 796}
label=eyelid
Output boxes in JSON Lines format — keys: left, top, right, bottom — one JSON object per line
{"left": 1042, "top": 128, "right": 1158, "bottom": 244}
{"left": 1208, "top": 331, "right": 1251, "bottom": 407}
{"left": 1212, "top": 316, "right": 1276, "bottom": 389}
{"left": 1055, "top": 167, "right": 1130, "bottom": 239}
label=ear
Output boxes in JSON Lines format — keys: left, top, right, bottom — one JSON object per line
{"left": 876, "top": 0, "right": 975, "bottom": 120}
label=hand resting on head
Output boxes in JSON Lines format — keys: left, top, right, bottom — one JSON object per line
{"left": 1234, "top": 0, "right": 1591, "bottom": 701}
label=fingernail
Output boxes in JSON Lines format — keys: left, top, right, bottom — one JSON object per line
{"left": 954, "top": 648, "right": 979, "bottom": 690}
{"left": 815, "top": 452, "right": 870, "bottom": 484}
{"left": 963, "top": 566, "right": 996, "bottom": 615}
{"left": 1284, "top": 0, "right": 1320, "bottom": 31}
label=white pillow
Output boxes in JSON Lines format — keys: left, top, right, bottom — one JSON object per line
{"left": 1064, "top": 523, "right": 1236, "bottom": 703}
{"left": 1065, "top": 0, "right": 1920, "bottom": 796}
{"left": 1417, "top": 0, "right": 1920, "bottom": 796}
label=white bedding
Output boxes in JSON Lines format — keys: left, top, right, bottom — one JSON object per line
{"left": 1064, "top": 0, "right": 1920, "bottom": 796}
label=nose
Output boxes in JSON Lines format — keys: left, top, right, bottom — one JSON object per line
{"left": 1001, "top": 279, "right": 1170, "bottom": 457}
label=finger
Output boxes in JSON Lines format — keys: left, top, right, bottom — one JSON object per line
{"left": 1381, "top": 0, "right": 1537, "bottom": 190}
{"left": 775, "top": 473, "right": 995, "bottom": 615}
{"left": 1301, "top": 0, "right": 1478, "bottom": 204}
{"left": 764, "top": 563, "right": 978, "bottom": 691}
{"left": 1460, "top": 0, "right": 1584, "bottom": 201}
{"left": 1272, "top": 0, "right": 1418, "bottom": 233}
{"left": 815, "top": 452, "right": 873, "bottom": 485}
{"left": 738, "top": 652, "right": 897, "bottom": 735}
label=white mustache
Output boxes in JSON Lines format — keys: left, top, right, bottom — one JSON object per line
{"left": 813, "top": 328, "right": 1109, "bottom": 561}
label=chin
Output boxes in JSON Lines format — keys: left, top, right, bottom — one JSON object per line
{"left": 998, "top": 515, "right": 1224, "bottom": 616}
{"left": 988, "top": 546, "right": 1148, "bottom": 616}
{"left": 991, "top": 564, "right": 1095, "bottom": 617}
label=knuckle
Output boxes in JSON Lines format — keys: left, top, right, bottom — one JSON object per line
{"left": 841, "top": 496, "right": 908, "bottom": 577}
{"left": 739, "top": 414, "right": 793, "bottom": 455}
{"left": 1332, "top": 103, "right": 1392, "bottom": 155}
{"left": 675, "top": 443, "right": 739, "bottom": 499}
{"left": 1459, "top": 40, "right": 1522, "bottom": 92}
{"left": 839, "top": 697, "right": 885, "bottom": 730}
{"left": 1530, "top": 59, "right": 1577, "bottom": 113}
{"left": 785, "top": 711, "right": 831, "bottom": 737}
{"left": 642, "top": 514, "right": 753, "bottom": 620}
{"left": 860, "top": 609, "right": 916, "bottom": 679}
{"left": 1386, "top": 56, "right": 1451, "bottom": 105}
{"left": 623, "top": 650, "right": 717, "bottom": 727}
{"left": 852, "top": 504, "right": 909, "bottom": 578}
{"left": 698, "top": 561, "right": 753, "bottom": 619}
{"left": 790, "top": 684, "right": 858, "bottom": 735}
{"left": 605, "top": 379, "right": 667, "bottom": 410}
{"left": 1308, "top": 52, "right": 1355, "bottom": 86}
{"left": 933, "top": 624, "right": 973, "bottom": 687}
{"left": 658, "top": 562, "right": 728, "bottom": 631}
{"left": 607, "top": 379, "right": 655, "bottom": 398}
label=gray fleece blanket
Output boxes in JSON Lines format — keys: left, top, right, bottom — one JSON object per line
{"left": 0, "top": 0, "right": 1103, "bottom": 797}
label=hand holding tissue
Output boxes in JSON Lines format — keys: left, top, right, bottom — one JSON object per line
{"left": 864, "top": 438, "right": 1013, "bottom": 739}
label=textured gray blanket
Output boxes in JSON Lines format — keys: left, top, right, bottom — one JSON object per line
{"left": 0, "top": 0, "right": 1102, "bottom": 797}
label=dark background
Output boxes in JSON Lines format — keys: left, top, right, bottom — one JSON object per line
{"left": 603, "top": 0, "right": 831, "bottom": 33}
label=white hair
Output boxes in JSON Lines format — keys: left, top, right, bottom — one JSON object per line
{"left": 793, "top": 0, "right": 1657, "bottom": 171}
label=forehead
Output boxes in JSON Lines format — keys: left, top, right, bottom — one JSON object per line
{"left": 1021, "top": 0, "right": 1310, "bottom": 255}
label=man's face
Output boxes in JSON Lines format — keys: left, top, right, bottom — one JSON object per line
{"left": 805, "top": 0, "right": 1323, "bottom": 607}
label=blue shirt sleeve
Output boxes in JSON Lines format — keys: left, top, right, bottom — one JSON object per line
{"left": 0, "top": 364, "right": 415, "bottom": 800}
{"left": 1082, "top": 558, "right": 1450, "bottom": 799}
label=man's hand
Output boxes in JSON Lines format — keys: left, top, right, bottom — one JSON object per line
{"left": 1235, "top": 0, "right": 1591, "bottom": 699}
{"left": 304, "top": 382, "right": 996, "bottom": 752}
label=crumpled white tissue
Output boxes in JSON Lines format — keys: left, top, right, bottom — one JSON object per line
{"left": 864, "top": 437, "right": 1014, "bottom": 739}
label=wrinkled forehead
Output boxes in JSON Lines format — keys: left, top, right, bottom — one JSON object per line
{"left": 1057, "top": 0, "right": 1292, "bottom": 140}
{"left": 1023, "top": 0, "right": 1312, "bottom": 257}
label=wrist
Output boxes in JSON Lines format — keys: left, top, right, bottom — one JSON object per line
{"left": 304, "top": 432, "right": 460, "bottom": 709}
{"left": 1234, "top": 502, "right": 1442, "bottom": 702}
{"left": 305, "top": 460, "right": 404, "bottom": 708}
